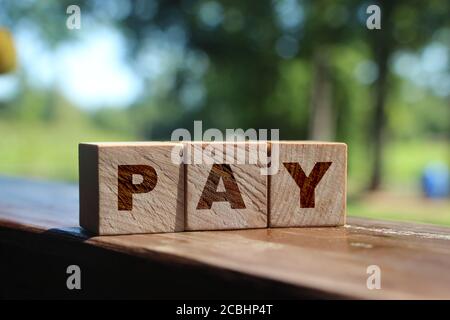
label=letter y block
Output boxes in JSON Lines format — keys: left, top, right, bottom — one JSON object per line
{"left": 79, "top": 142, "right": 184, "bottom": 235}
{"left": 269, "top": 141, "right": 347, "bottom": 227}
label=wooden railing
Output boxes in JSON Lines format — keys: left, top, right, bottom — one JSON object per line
{"left": 1, "top": 176, "right": 449, "bottom": 299}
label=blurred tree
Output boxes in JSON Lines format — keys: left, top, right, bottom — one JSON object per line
{"left": 365, "top": 0, "right": 449, "bottom": 190}
{"left": 1, "top": 0, "right": 449, "bottom": 190}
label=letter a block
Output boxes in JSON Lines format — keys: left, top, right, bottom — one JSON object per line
{"left": 185, "top": 142, "right": 267, "bottom": 231}
{"left": 79, "top": 142, "right": 184, "bottom": 235}
{"left": 269, "top": 141, "right": 347, "bottom": 227}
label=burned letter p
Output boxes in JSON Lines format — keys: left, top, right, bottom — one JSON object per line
{"left": 118, "top": 165, "right": 158, "bottom": 210}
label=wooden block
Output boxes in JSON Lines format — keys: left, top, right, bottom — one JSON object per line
{"left": 269, "top": 141, "right": 347, "bottom": 227}
{"left": 185, "top": 141, "right": 268, "bottom": 231}
{"left": 79, "top": 142, "right": 184, "bottom": 235}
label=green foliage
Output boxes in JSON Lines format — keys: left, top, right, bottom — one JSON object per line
{"left": 0, "top": 89, "right": 134, "bottom": 181}
{"left": 0, "top": 0, "right": 448, "bottom": 224}
{"left": 348, "top": 197, "right": 450, "bottom": 226}
{"left": 0, "top": 119, "right": 130, "bottom": 181}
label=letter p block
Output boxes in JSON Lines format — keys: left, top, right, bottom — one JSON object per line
{"left": 79, "top": 142, "right": 184, "bottom": 235}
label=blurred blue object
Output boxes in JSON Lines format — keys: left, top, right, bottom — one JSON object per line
{"left": 421, "top": 162, "right": 450, "bottom": 198}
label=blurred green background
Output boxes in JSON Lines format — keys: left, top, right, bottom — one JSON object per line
{"left": 0, "top": 0, "right": 449, "bottom": 225}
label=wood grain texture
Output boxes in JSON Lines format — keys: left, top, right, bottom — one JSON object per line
{"left": 1, "top": 177, "right": 450, "bottom": 299}
{"left": 79, "top": 142, "right": 184, "bottom": 235}
{"left": 185, "top": 142, "right": 267, "bottom": 231}
{"left": 269, "top": 141, "right": 347, "bottom": 227}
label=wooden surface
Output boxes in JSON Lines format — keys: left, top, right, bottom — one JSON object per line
{"left": 79, "top": 142, "right": 184, "bottom": 235}
{"left": 269, "top": 141, "right": 346, "bottom": 227}
{"left": 1, "top": 176, "right": 450, "bottom": 299}
{"left": 185, "top": 142, "right": 267, "bottom": 231}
